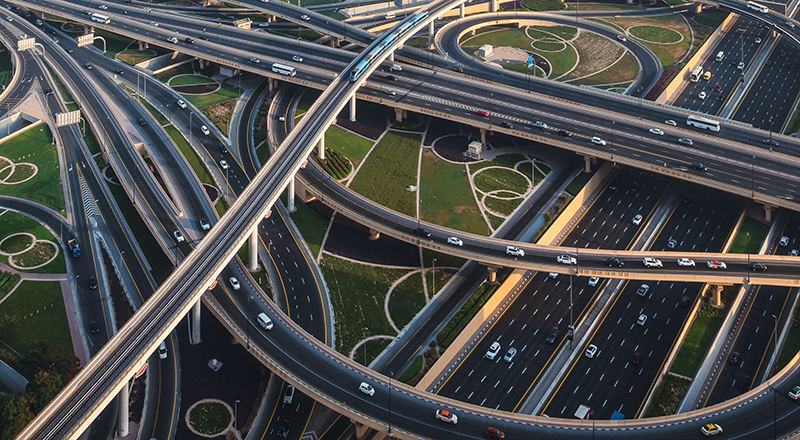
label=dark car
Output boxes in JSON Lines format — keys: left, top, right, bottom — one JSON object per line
{"left": 485, "top": 427, "right": 505, "bottom": 439}
{"left": 500, "top": 121, "right": 513, "bottom": 129}
{"left": 785, "top": 62, "right": 793, "bottom": 68}
{"left": 737, "top": 374, "right": 750, "bottom": 390}
{"left": 606, "top": 256, "right": 624, "bottom": 268}
{"left": 691, "top": 162, "right": 708, "bottom": 172}
{"left": 716, "top": 95, "right": 724, "bottom": 101}
{"left": 766, "top": 60, "right": 773, "bottom": 66}
{"left": 88, "top": 276, "right": 98, "bottom": 290}
{"left": 558, "top": 129, "right": 571, "bottom": 137}
{"left": 276, "top": 419, "right": 290, "bottom": 438}
{"left": 67, "top": 47, "right": 73, "bottom": 53}
{"left": 138, "top": 118, "right": 147, "bottom": 126}
{"left": 632, "top": 352, "right": 643, "bottom": 365}
{"left": 43, "top": 87, "right": 52, "bottom": 95}
{"left": 679, "top": 295, "right": 691, "bottom": 307}
{"left": 545, "top": 326, "right": 558, "bottom": 344}
{"left": 414, "top": 227, "right": 431, "bottom": 237}
{"left": 729, "top": 351, "right": 740, "bottom": 365}
{"left": 453, "top": 67, "right": 464, "bottom": 73}
{"left": 751, "top": 262, "right": 767, "bottom": 271}
{"left": 219, "top": 145, "right": 228, "bottom": 154}
{"left": 386, "top": 74, "right": 397, "bottom": 81}
{"left": 89, "top": 320, "right": 99, "bottom": 334}
{"left": 763, "top": 139, "right": 778, "bottom": 147}
{"left": 714, "top": 84, "right": 722, "bottom": 92}
{"left": 185, "top": 37, "right": 195, "bottom": 44}
{"left": 85, "top": 63, "right": 93, "bottom": 70}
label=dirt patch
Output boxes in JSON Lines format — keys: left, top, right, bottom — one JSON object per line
{"left": 173, "top": 83, "right": 220, "bottom": 95}
{"left": 562, "top": 30, "right": 625, "bottom": 81}
{"left": 335, "top": 101, "right": 392, "bottom": 140}
{"left": 324, "top": 212, "right": 419, "bottom": 267}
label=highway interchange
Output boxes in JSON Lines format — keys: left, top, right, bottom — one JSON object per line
{"left": 3, "top": 0, "right": 800, "bottom": 438}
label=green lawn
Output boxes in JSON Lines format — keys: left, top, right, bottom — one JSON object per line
{"left": 321, "top": 256, "right": 408, "bottom": 357}
{"left": 0, "top": 281, "right": 72, "bottom": 357}
{"left": 472, "top": 167, "right": 529, "bottom": 194}
{"left": 729, "top": 217, "right": 769, "bottom": 254}
{"left": 215, "top": 198, "right": 229, "bottom": 218}
{"left": 170, "top": 75, "right": 216, "bottom": 86}
{"left": 776, "top": 310, "right": 800, "bottom": 371}
{"left": 0, "top": 211, "right": 65, "bottom": 274}
{"left": 484, "top": 196, "right": 522, "bottom": 216}
{"left": 117, "top": 49, "right": 157, "bottom": 66}
{"left": 388, "top": 273, "right": 425, "bottom": 329}
{"left": 138, "top": 97, "right": 170, "bottom": 126}
{"left": 164, "top": 125, "right": 214, "bottom": 186}
{"left": 612, "top": 15, "right": 692, "bottom": 68}
{"left": 107, "top": 185, "right": 173, "bottom": 284}
{"left": 645, "top": 373, "right": 691, "bottom": 417}
{"left": 420, "top": 150, "right": 487, "bottom": 235}
{"left": 461, "top": 28, "right": 533, "bottom": 51}
{"left": 399, "top": 355, "right": 424, "bottom": 383}
{"left": 349, "top": 131, "right": 420, "bottom": 217}
{"left": 155, "top": 63, "right": 195, "bottom": 83}
{"left": 521, "top": 0, "right": 565, "bottom": 10}
{"left": 565, "top": 171, "right": 594, "bottom": 196}
{"left": 325, "top": 125, "right": 373, "bottom": 169}
{"left": 181, "top": 83, "right": 241, "bottom": 109}
{"left": 671, "top": 303, "right": 726, "bottom": 377}
{"left": 0, "top": 126, "right": 64, "bottom": 213}
{"left": 93, "top": 29, "right": 133, "bottom": 57}
{"left": 575, "top": 51, "right": 639, "bottom": 87}
{"left": 470, "top": 153, "right": 528, "bottom": 172}
{"left": 288, "top": 201, "right": 328, "bottom": 257}
{"left": 189, "top": 402, "right": 231, "bottom": 435}
{"left": 629, "top": 26, "right": 683, "bottom": 43}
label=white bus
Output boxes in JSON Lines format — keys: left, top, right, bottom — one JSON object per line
{"left": 747, "top": 1, "right": 769, "bottom": 13}
{"left": 91, "top": 13, "right": 110, "bottom": 24}
{"left": 272, "top": 63, "right": 296, "bottom": 77}
{"left": 690, "top": 66, "right": 703, "bottom": 82}
{"left": 687, "top": 115, "right": 721, "bottom": 132}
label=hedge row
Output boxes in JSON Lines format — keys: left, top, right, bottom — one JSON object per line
{"left": 313, "top": 148, "right": 352, "bottom": 180}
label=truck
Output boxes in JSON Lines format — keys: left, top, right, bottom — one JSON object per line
{"left": 68, "top": 239, "right": 80, "bottom": 257}
{"left": 574, "top": 404, "right": 592, "bottom": 420}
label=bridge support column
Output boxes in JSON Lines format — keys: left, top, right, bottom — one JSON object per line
{"left": 369, "top": 229, "right": 380, "bottom": 240}
{"left": 763, "top": 204, "right": 776, "bottom": 222}
{"left": 488, "top": 267, "right": 498, "bottom": 283}
{"left": 584, "top": 156, "right": 594, "bottom": 172}
{"left": 287, "top": 177, "right": 296, "bottom": 213}
{"left": 460, "top": 3, "right": 465, "bottom": 17}
{"left": 83, "top": 25, "right": 92, "bottom": 34}
{"left": 138, "top": 40, "right": 149, "bottom": 50}
{"left": 480, "top": 128, "right": 487, "bottom": 146}
{"left": 388, "top": 50, "right": 395, "bottom": 62}
{"left": 394, "top": 107, "right": 406, "bottom": 122}
{"left": 190, "top": 299, "right": 202, "bottom": 344}
{"left": 249, "top": 229, "right": 259, "bottom": 271}
{"left": 491, "top": 0, "right": 498, "bottom": 12}
{"left": 349, "top": 95, "right": 356, "bottom": 122}
{"left": 353, "top": 421, "right": 371, "bottom": 438}
{"left": 709, "top": 285, "right": 723, "bottom": 308}
{"left": 268, "top": 78, "right": 277, "bottom": 92}
{"left": 318, "top": 135, "right": 326, "bottom": 160}
{"left": 428, "top": 21, "right": 435, "bottom": 50}
{"left": 118, "top": 381, "right": 130, "bottom": 437}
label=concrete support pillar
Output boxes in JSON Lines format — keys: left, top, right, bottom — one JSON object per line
{"left": 471, "top": 29, "right": 476, "bottom": 36}
{"left": 389, "top": 50, "right": 395, "bottom": 62}
{"left": 268, "top": 78, "right": 276, "bottom": 92}
{"left": 138, "top": 40, "right": 148, "bottom": 50}
{"left": 460, "top": 3, "right": 465, "bottom": 17}
{"left": 190, "top": 299, "right": 201, "bottom": 344}
{"left": 353, "top": 421, "right": 370, "bottom": 439}
{"left": 709, "top": 285, "right": 723, "bottom": 308}
{"left": 118, "top": 382, "right": 130, "bottom": 437}
{"left": 491, "top": 0, "right": 498, "bottom": 12}
{"left": 318, "top": 135, "right": 326, "bottom": 160}
{"left": 349, "top": 95, "right": 356, "bottom": 122}
{"left": 488, "top": 267, "right": 498, "bottom": 283}
{"left": 428, "top": 21, "right": 435, "bottom": 50}
{"left": 394, "top": 107, "right": 406, "bottom": 122}
{"left": 249, "top": 229, "right": 259, "bottom": 271}
{"left": 83, "top": 25, "right": 91, "bottom": 34}
{"left": 330, "top": 37, "right": 339, "bottom": 47}
{"left": 764, "top": 204, "right": 775, "bottom": 221}
{"left": 480, "top": 128, "right": 487, "bottom": 146}
{"left": 287, "top": 177, "right": 296, "bottom": 212}
{"left": 584, "top": 156, "right": 593, "bottom": 172}
{"left": 369, "top": 229, "right": 380, "bottom": 240}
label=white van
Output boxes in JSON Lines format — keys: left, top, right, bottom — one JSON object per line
{"left": 506, "top": 246, "right": 525, "bottom": 257}
{"left": 716, "top": 51, "right": 725, "bottom": 62}
{"left": 257, "top": 313, "right": 273, "bottom": 330}
{"left": 384, "top": 12, "right": 395, "bottom": 19}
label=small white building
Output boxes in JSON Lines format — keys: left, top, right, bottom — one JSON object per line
{"left": 477, "top": 44, "right": 493, "bottom": 58}
{"left": 467, "top": 140, "right": 483, "bottom": 159}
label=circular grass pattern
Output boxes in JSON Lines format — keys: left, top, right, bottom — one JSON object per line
{"left": 11, "top": 241, "right": 58, "bottom": 269}
{"left": 0, "top": 234, "right": 34, "bottom": 254}
{"left": 4, "top": 164, "right": 36, "bottom": 183}
{"left": 628, "top": 25, "right": 683, "bottom": 44}
{"left": 472, "top": 167, "right": 530, "bottom": 194}
{"left": 188, "top": 402, "right": 231, "bottom": 436}
{"left": 532, "top": 39, "right": 567, "bottom": 51}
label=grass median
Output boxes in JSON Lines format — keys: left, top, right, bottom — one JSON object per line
{"left": 0, "top": 126, "right": 64, "bottom": 213}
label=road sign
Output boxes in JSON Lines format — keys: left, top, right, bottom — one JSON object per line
{"left": 567, "top": 325, "right": 574, "bottom": 341}
{"left": 17, "top": 38, "right": 35, "bottom": 51}
{"left": 55, "top": 110, "right": 81, "bottom": 127}
{"left": 76, "top": 33, "right": 94, "bottom": 47}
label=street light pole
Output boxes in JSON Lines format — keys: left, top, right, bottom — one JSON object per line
{"left": 746, "top": 232, "right": 751, "bottom": 282}
{"left": 432, "top": 258, "right": 437, "bottom": 296}
{"left": 769, "top": 115, "right": 774, "bottom": 152}
{"left": 234, "top": 399, "right": 239, "bottom": 432}
{"left": 388, "top": 371, "right": 394, "bottom": 437}
{"left": 363, "top": 326, "right": 369, "bottom": 366}
{"left": 566, "top": 250, "right": 577, "bottom": 349}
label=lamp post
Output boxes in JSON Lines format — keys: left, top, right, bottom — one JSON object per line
{"left": 246, "top": 294, "right": 252, "bottom": 349}
{"left": 234, "top": 399, "right": 239, "bottom": 432}
{"left": 768, "top": 115, "right": 774, "bottom": 152}
{"left": 388, "top": 371, "right": 394, "bottom": 437}
{"left": 566, "top": 250, "right": 577, "bottom": 349}
{"left": 363, "top": 326, "right": 369, "bottom": 366}
{"left": 751, "top": 154, "right": 756, "bottom": 201}
{"left": 746, "top": 231, "right": 751, "bottom": 282}
{"left": 432, "top": 258, "right": 437, "bottom": 296}
{"left": 611, "top": 121, "right": 616, "bottom": 161}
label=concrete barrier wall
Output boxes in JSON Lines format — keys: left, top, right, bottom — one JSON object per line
{"left": 656, "top": 12, "right": 736, "bottom": 104}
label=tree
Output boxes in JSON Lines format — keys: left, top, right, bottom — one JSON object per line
{"left": 27, "top": 371, "right": 62, "bottom": 413}
{"left": 0, "top": 393, "right": 34, "bottom": 438}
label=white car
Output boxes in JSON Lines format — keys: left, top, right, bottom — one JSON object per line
{"left": 737, "top": 62, "right": 744, "bottom": 70}
{"left": 665, "top": 119, "right": 677, "bottom": 126}
{"left": 150, "top": 21, "right": 159, "bottom": 27}
{"left": 201, "top": 125, "right": 210, "bottom": 135}
{"left": 585, "top": 344, "right": 598, "bottom": 358}
{"left": 649, "top": 128, "right": 664, "bottom": 135}
{"left": 755, "top": 37, "right": 761, "bottom": 43}
{"left": 506, "top": 246, "right": 524, "bottom": 257}
{"left": 199, "top": 218, "right": 210, "bottom": 231}
{"left": 166, "top": 36, "right": 178, "bottom": 43}
{"left": 220, "top": 160, "right": 229, "bottom": 170}
{"left": 632, "top": 214, "right": 643, "bottom": 225}
{"left": 699, "top": 91, "right": 707, "bottom": 100}
{"left": 98, "top": 4, "right": 107, "bottom": 9}
{"left": 173, "top": 230, "right": 185, "bottom": 243}
{"left": 707, "top": 260, "right": 727, "bottom": 269}
{"left": 229, "top": 277, "right": 240, "bottom": 290}
{"left": 292, "top": 55, "right": 303, "bottom": 62}
{"left": 447, "top": 236, "right": 463, "bottom": 247}
{"left": 300, "top": 14, "right": 310, "bottom": 20}
{"left": 249, "top": 57, "right": 260, "bottom": 63}
{"left": 484, "top": 341, "right": 501, "bottom": 360}
{"left": 643, "top": 257, "right": 663, "bottom": 268}
{"left": 548, "top": 272, "right": 559, "bottom": 279}
{"left": 158, "top": 341, "right": 167, "bottom": 359}
{"left": 359, "top": 382, "right": 375, "bottom": 396}
{"left": 636, "top": 284, "right": 650, "bottom": 296}
{"left": 435, "top": 409, "right": 458, "bottom": 424}
{"left": 557, "top": 255, "right": 576, "bottom": 265}
{"left": 789, "top": 386, "right": 800, "bottom": 399}
{"left": 384, "top": 89, "right": 396, "bottom": 96}
{"left": 780, "top": 236, "right": 790, "bottom": 246}
{"left": 701, "top": 423, "right": 723, "bottom": 436}
{"left": 677, "top": 258, "right": 695, "bottom": 267}
{"left": 590, "top": 136, "right": 606, "bottom": 146}
{"left": 637, "top": 314, "right": 647, "bottom": 326}
{"left": 588, "top": 276, "right": 599, "bottom": 287}
{"left": 176, "top": 99, "right": 187, "bottom": 109}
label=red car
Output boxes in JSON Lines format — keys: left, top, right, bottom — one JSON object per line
{"left": 476, "top": 110, "right": 489, "bottom": 117}
{"left": 485, "top": 427, "right": 505, "bottom": 439}
{"left": 714, "top": 84, "right": 722, "bottom": 92}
